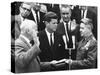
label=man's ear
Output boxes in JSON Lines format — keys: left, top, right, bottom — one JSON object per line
{"left": 87, "top": 25, "right": 91, "bottom": 30}
{"left": 44, "top": 21, "right": 49, "bottom": 26}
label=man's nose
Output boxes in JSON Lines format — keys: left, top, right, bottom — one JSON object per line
{"left": 24, "top": 9, "right": 27, "bottom": 12}
{"left": 64, "top": 14, "right": 68, "bottom": 17}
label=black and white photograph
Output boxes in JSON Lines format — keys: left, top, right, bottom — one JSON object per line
{"left": 0, "top": 0, "right": 99, "bottom": 75}
{"left": 11, "top": 0, "right": 98, "bottom": 73}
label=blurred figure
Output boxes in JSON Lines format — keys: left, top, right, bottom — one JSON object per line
{"left": 11, "top": 2, "right": 32, "bottom": 73}
{"left": 11, "top": 2, "right": 32, "bottom": 40}
{"left": 38, "top": 12, "right": 67, "bottom": 71}
{"left": 28, "top": 2, "right": 46, "bottom": 31}
{"left": 45, "top": 3, "right": 61, "bottom": 23}
{"left": 65, "top": 18, "right": 97, "bottom": 70}
{"left": 14, "top": 19, "right": 41, "bottom": 73}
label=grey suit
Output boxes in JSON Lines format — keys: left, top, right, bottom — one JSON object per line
{"left": 15, "top": 35, "right": 41, "bottom": 73}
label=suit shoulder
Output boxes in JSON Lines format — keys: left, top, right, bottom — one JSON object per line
{"left": 57, "top": 22, "right": 63, "bottom": 27}
{"left": 38, "top": 30, "right": 45, "bottom": 37}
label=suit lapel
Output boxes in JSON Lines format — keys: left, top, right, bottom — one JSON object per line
{"left": 43, "top": 30, "right": 51, "bottom": 49}
{"left": 19, "top": 36, "right": 31, "bottom": 49}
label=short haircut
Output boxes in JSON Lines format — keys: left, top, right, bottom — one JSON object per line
{"left": 20, "top": 2, "right": 32, "bottom": 8}
{"left": 60, "top": 4, "right": 72, "bottom": 13}
{"left": 20, "top": 19, "right": 37, "bottom": 34}
{"left": 81, "top": 18, "right": 93, "bottom": 30}
{"left": 43, "top": 11, "right": 58, "bottom": 22}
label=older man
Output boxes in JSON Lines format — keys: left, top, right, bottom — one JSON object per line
{"left": 56, "top": 5, "right": 79, "bottom": 60}
{"left": 65, "top": 18, "right": 97, "bottom": 70}
{"left": 14, "top": 19, "right": 40, "bottom": 73}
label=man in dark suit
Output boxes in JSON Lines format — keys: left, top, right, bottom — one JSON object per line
{"left": 38, "top": 12, "right": 67, "bottom": 71}
{"left": 14, "top": 19, "right": 41, "bottom": 73}
{"left": 27, "top": 3, "right": 46, "bottom": 31}
{"left": 65, "top": 18, "right": 97, "bottom": 70}
{"left": 56, "top": 5, "right": 79, "bottom": 60}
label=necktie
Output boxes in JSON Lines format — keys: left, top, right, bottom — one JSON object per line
{"left": 50, "top": 33, "right": 53, "bottom": 47}
{"left": 66, "top": 23, "right": 69, "bottom": 41}
{"left": 66, "top": 23, "right": 73, "bottom": 48}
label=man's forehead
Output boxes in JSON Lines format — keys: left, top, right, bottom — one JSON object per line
{"left": 61, "top": 7, "right": 71, "bottom": 13}
{"left": 22, "top": 3, "right": 31, "bottom": 9}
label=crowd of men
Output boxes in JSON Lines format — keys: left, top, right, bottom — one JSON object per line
{"left": 11, "top": 2, "right": 97, "bottom": 73}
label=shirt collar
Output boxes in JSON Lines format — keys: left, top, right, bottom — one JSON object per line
{"left": 45, "top": 28, "right": 54, "bottom": 36}
{"left": 63, "top": 20, "right": 71, "bottom": 25}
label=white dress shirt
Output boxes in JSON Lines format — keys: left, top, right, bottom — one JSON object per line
{"left": 45, "top": 29, "right": 54, "bottom": 46}
{"left": 81, "top": 9, "right": 87, "bottom": 18}
{"left": 31, "top": 9, "right": 40, "bottom": 25}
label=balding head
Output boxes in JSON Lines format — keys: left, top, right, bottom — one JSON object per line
{"left": 20, "top": 19, "right": 38, "bottom": 40}
{"left": 20, "top": 19, "right": 37, "bottom": 34}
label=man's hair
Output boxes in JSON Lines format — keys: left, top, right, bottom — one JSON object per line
{"left": 60, "top": 4, "right": 72, "bottom": 13}
{"left": 43, "top": 11, "right": 58, "bottom": 22}
{"left": 20, "top": 2, "right": 32, "bottom": 8}
{"left": 81, "top": 18, "right": 93, "bottom": 30}
{"left": 20, "top": 19, "right": 37, "bottom": 34}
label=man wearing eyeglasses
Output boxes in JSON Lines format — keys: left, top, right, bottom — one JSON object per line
{"left": 11, "top": 2, "right": 32, "bottom": 40}
{"left": 11, "top": 2, "right": 35, "bottom": 73}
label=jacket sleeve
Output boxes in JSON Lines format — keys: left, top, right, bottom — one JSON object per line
{"left": 71, "top": 42, "right": 97, "bottom": 69}
{"left": 15, "top": 42, "right": 41, "bottom": 68}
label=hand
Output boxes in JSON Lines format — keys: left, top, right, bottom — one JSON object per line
{"left": 50, "top": 60, "right": 58, "bottom": 65}
{"left": 71, "top": 19, "right": 77, "bottom": 31}
{"left": 65, "top": 59, "right": 72, "bottom": 64}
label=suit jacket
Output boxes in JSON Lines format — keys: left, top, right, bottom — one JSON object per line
{"left": 45, "top": 4, "right": 61, "bottom": 22}
{"left": 38, "top": 30, "right": 66, "bottom": 62}
{"left": 70, "top": 34, "right": 97, "bottom": 69}
{"left": 14, "top": 35, "right": 40, "bottom": 73}
{"left": 27, "top": 11, "right": 46, "bottom": 31}
{"left": 56, "top": 22, "right": 80, "bottom": 47}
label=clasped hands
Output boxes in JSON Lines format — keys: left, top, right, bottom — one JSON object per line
{"left": 50, "top": 59, "right": 73, "bottom": 66}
